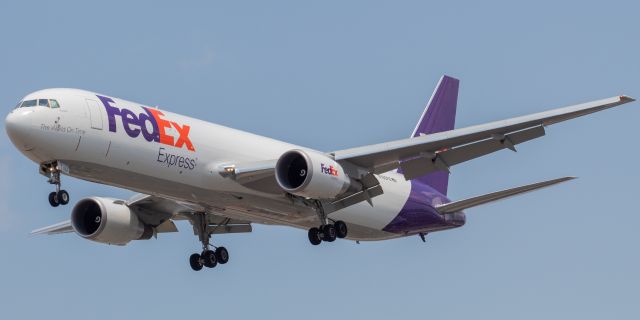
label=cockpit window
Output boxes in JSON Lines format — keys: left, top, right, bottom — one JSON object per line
{"left": 21, "top": 100, "right": 37, "bottom": 108}
{"left": 15, "top": 101, "right": 22, "bottom": 109}
{"left": 16, "top": 98, "right": 61, "bottom": 108}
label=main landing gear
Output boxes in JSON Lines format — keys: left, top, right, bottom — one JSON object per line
{"left": 307, "top": 201, "right": 348, "bottom": 245}
{"left": 189, "top": 213, "right": 230, "bottom": 271}
{"left": 189, "top": 247, "right": 229, "bottom": 271}
{"left": 45, "top": 163, "right": 69, "bottom": 207}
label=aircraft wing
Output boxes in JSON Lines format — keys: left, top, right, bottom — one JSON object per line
{"left": 126, "top": 194, "right": 253, "bottom": 235}
{"left": 125, "top": 193, "right": 200, "bottom": 228}
{"left": 30, "top": 194, "right": 183, "bottom": 236}
{"left": 332, "top": 96, "right": 634, "bottom": 180}
{"left": 31, "top": 194, "right": 252, "bottom": 236}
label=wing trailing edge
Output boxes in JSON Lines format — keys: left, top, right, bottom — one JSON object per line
{"left": 436, "top": 176, "right": 576, "bottom": 214}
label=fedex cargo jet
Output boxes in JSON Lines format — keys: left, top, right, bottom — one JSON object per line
{"left": 5, "top": 76, "right": 634, "bottom": 271}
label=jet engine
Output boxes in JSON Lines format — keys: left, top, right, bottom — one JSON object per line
{"left": 275, "top": 149, "right": 358, "bottom": 199}
{"left": 71, "top": 197, "right": 153, "bottom": 245}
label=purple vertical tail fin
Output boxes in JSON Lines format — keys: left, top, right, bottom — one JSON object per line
{"left": 410, "top": 75, "right": 459, "bottom": 195}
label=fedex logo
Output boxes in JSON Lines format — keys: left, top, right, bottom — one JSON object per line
{"left": 97, "top": 95, "right": 195, "bottom": 151}
{"left": 320, "top": 163, "right": 339, "bottom": 176}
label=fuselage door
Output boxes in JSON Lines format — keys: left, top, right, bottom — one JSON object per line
{"left": 85, "top": 99, "right": 103, "bottom": 130}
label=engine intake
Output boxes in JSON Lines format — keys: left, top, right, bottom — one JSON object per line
{"left": 71, "top": 197, "right": 153, "bottom": 245}
{"left": 275, "top": 149, "right": 355, "bottom": 199}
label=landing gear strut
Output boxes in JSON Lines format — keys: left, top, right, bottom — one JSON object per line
{"left": 189, "top": 212, "right": 230, "bottom": 271}
{"left": 44, "top": 163, "right": 69, "bottom": 207}
{"left": 307, "top": 201, "right": 348, "bottom": 245}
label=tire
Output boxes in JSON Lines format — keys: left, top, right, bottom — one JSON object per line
{"left": 202, "top": 250, "right": 217, "bottom": 268}
{"left": 215, "top": 247, "right": 229, "bottom": 264}
{"left": 308, "top": 227, "right": 322, "bottom": 245}
{"left": 334, "top": 221, "right": 348, "bottom": 239}
{"left": 48, "top": 192, "right": 59, "bottom": 207}
{"left": 322, "top": 224, "right": 337, "bottom": 242}
{"left": 57, "top": 190, "right": 70, "bottom": 205}
{"left": 189, "top": 253, "right": 203, "bottom": 271}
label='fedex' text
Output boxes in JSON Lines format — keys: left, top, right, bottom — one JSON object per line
{"left": 98, "top": 95, "right": 195, "bottom": 151}
{"left": 320, "top": 163, "right": 339, "bottom": 176}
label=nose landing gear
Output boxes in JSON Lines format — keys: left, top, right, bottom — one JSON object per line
{"left": 43, "top": 162, "right": 70, "bottom": 207}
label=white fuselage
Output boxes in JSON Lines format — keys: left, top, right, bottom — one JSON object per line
{"left": 6, "top": 88, "right": 447, "bottom": 240}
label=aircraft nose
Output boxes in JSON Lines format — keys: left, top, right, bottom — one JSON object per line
{"left": 5, "top": 109, "right": 35, "bottom": 150}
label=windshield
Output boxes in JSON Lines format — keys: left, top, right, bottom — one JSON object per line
{"left": 16, "top": 99, "right": 61, "bottom": 109}
{"left": 20, "top": 100, "right": 37, "bottom": 108}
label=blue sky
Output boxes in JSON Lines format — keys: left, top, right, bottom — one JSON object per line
{"left": 1, "top": 1, "right": 639, "bottom": 319}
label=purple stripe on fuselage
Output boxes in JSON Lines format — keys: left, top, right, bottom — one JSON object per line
{"left": 382, "top": 180, "right": 465, "bottom": 234}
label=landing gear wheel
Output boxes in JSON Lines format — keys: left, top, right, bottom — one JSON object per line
{"left": 215, "top": 247, "right": 229, "bottom": 264}
{"left": 48, "top": 192, "right": 60, "bottom": 207}
{"left": 322, "top": 224, "right": 337, "bottom": 242}
{"left": 308, "top": 227, "right": 322, "bottom": 245}
{"left": 202, "top": 250, "right": 218, "bottom": 268}
{"left": 189, "top": 213, "right": 233, "bottom": 271}
{"left": 335, "top": 220, "right": 348, "bottom": 239}
{"left": 57, "top": 190, "right": 70, "bottom": 205}
{"left": 189, "top": 253, "right": 203, "bottom": 271}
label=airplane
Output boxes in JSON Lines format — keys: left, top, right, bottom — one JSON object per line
{"left": 4, "top": 75, "right": 634, "bottom": 271}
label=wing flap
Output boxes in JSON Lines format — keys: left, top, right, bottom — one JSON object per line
{"left": 207, "top": 224, "right": 252, "bottom": 234}
{"left": 155, "top": 220, "right": 179, "bottom": 233}
{"left": 399, "top": 125, "right": 545, "bottom": 180}
{"left": 126, "top": 194, "right": 203, "bottom": 226}
{"left": 436, "top": 176, "right": 575, "bottom": 214}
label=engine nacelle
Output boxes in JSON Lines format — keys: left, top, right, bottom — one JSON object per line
{"left": 71, "top": 197, "right": 153, "bottom": 246}
{"left": 275, "top": 149, "right": 354, "bottom": 199}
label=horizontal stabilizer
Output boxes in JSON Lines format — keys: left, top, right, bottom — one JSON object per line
{"left": 436, "top": 176, "right": 575, "bottom": 214}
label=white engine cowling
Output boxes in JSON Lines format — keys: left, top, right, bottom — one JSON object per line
{"left": 71, "top": 197, "right": 153, "bottom": 245}
{"left": 275, "top": 149, "right": 353, "bottom": 199}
